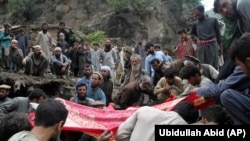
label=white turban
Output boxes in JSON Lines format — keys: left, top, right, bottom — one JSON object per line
{"left": 54, "top": 47, "right": 62, "bottom": 52}
{"left": 101, "top": 65, "right": 113, "bottom": 82}
{"left": 33, "top": 45, "right": 41, "bottom": 49}
{"left": 11, "top": 39, "right": 18, "bottom": 43}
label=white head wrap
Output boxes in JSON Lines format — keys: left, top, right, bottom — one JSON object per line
{"left": 33, "top": 45, "right": 41, "bottom": 49}
{"left": 101, "top": 65, "right": 113, "bottom": 82}
{"left": 54, "top": 47, "right": 62, "bottom": 52}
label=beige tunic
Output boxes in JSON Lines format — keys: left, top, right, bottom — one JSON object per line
{"left": 154, "top": 76, "right": 184, "bottom": 102}
{"left": 36, "top": 31, "right": 52, "bottom": 58}
{"left": 116, "top": 106, "right": 187, "bottom": 141}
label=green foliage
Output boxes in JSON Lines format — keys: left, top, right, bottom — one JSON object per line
{"left": 7, "top": 0, "right": 37, "bottom": 20}
{"left": 221, "top": 17, "right": 235, "bottom": 48}
{"left": 107, "top": 0, "right": 127, "bottom": 10}
{"left": 86, "top": 31, "right": 106, "bottom": 46}
{"left": 70, "top": 31, "right": 86, "bottom": 43}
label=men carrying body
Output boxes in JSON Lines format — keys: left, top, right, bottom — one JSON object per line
{"left": 8, "top": 98, "right": 68, "bottom": 141}
{"left": 116, "top": 101, "right": 198, "bottom": 141}
{"left": 190, "top": 33, "right": 250, "bottom": 124}
{"left": 0, "top": 84, "right": 12, "bottom": 105}
{"left": 0, "top": 88, "right": 47, "bottom": 120}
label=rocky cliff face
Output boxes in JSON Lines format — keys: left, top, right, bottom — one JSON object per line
{"left": 0, "top": 0, "right": 197, "bottom": 48}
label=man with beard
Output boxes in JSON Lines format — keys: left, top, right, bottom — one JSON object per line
{"left": 0, "top": 84, "right": 11, "bottom": 105}
{"left": 0, "top": 23, "right": 12, "bottom": 69}
{"left": 77, "top": 38, "right": 92, "bottom": 77}
{"left": 22, "top": 45, "right": 49, "bottom": 76}
{"left": 100, "top": 66, "right": 114, "bottom": 106}
{"left": 102, "top": 39, "right": 117, "bottom": 82}
{"left": 50, "top": 47, "right": 70, "bottom": 78}
{"left": 121, "top": 54, "right": 148, "bottom": 88}
{"left": 145, "top": 42, "right": 170, "bottom": 78}
{"left": 214, "top": 0, "right": 250, "bottom": 33}
{"left": 86, "top": 72, "right": 106, "bottom": 105}
{"left": 76, "top": 64, "right": 93, "bottom": 86}
{"left": 213, "top": 0, "right": 250, "bottom": 82}
{"left": 8, "top": 98, "right": 68, "bottom": 141}
{"left": 114, "top": 75, "right": 156, "bottom": 110}
{"left": 70, "top": 82, "right": 95, "bottom": 106}
{"left": 36, "top": 22, "right": 53, "bottom": 58}
{"left": 190, "top": 5, "right": 222, "bottom": 70}
{"left": 134, "top": 36, "right": 147, "bottom": 69}
{"left": 5, "top": 39, "right": 23, "bottom": 72}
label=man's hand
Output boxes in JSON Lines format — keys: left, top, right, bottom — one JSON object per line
{"left": 97, "top": 130, "right": 113, "bottom": 141}
{"left": 189, "top": 88, "right": 199, "bottom": 93}
{"left": 61, "top": 66, "right": 66, "bottom": 72}
{"left": 166, "top": 85, "right": 172, "bottom": 91}
{"left": 22, "top": 58, "right": 27, "bottom": 65}
{"left": 219, "top": 44, "right": 223, "bottom": 56}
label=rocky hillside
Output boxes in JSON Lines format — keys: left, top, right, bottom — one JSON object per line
{"left": 0, "top": 0, "right": 199, "bottom": 48}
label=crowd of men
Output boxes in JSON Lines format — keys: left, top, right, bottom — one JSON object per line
{"left": 0, "top": 0, "right": 250, "bottom": 140}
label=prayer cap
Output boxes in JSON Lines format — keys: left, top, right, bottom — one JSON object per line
{"left": 0, "top": 84, "right": 11, "bottom": 89}
{"left": 54, "top": 47, "right": 62, "bottom": 52}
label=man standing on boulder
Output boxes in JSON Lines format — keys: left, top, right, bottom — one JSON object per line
{"left": 190, "top": 5, "right": 222, "bottom": 70}
{"left": 36, "top": 22, "right": 53, "bottom": 58}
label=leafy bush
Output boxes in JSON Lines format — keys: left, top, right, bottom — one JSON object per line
{"left": 86, "top": 30, "right": 106, "bottom": 46}
{"left": 70, "top": 31, "right": 86, "bottom": 43}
